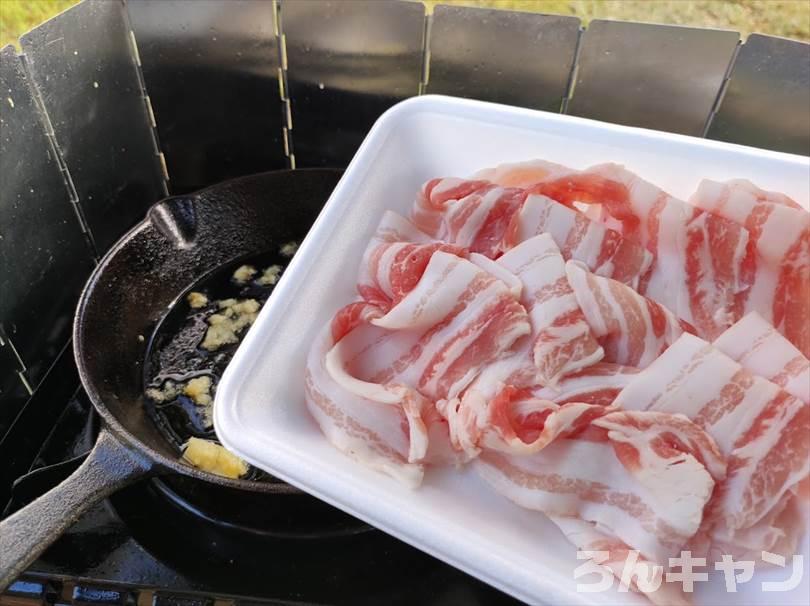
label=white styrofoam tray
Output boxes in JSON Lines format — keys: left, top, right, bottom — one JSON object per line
{"left": 215, "top": 95, "right": 810, "bottom": 606}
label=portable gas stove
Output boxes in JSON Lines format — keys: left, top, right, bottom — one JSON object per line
{"left": 1, "top": 1, "right": 807, "bottom": 605}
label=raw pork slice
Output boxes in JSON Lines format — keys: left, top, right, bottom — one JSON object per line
{"left": 690, "top": 179, "right": 810, "bottom": 357}
{"left": 530, "top": 362, "right": 641, "bottom": 406}
{"left": 566, "top": 261, "right": 695, "bottom": 367}
{"left": 478, "top": 160, "right": 753, "bottom": 338}
{"left": 306, "top": 251, "right": 531, "bottom": 486}
{"left": 440, "top": 363, "right": 640, "bottom": 458}
{"left": 358, "top": 251, "right": 531, "bottom": 400}
{"left": 550, "top": 516, "right": 692, "bottom": 606}
{"left": 498, "top": 234, "right": 603, "bottom": 386}
{"left": 713, "top": 312, "right": 809, "bottom": 403}
{"left": 503, "top": 193, "right": 653, "bottom": 287}
{"left": 412, "top": 179, "right": 526, "bottom": 257}
{"left": 476, "top": 408, "right": 723, "bottom": 572}
{"left": 357, "top": 211, "right": 466, "bottom": 310}
{"left": 305, "top": 301, "right": 431, "bottom": 487}
{"left": 614, "top": 333, "right": 810, "bottom": 555}
{"left": 585, "top": 164, "right": 751, "bottom": 339}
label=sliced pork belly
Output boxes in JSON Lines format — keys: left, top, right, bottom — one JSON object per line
{"left": 305, "top": 302, "right": 429, "bottom": 487}
{"left": 411, "top": 177, "right": 491, "bottom": 237}
{"left": 439, "top": 389, "right": 607, "bottom": 457}
{"left": 498, "top": 234, "right": 603, "bottom": 386}
{"left": 306, "top": 250, "right": 532, "bottom": 486}
{"left": 566, "top": 261, "right": 695, "bottom": 367}
{"left": 614, "top": 333, "right": 809, "bottom": 554}
{"left": 440, "top": 363, "right": 640, "bottom": 459}
{"left": 357, "top": 211, "right": 467, "bottom": 309}
{"left": 412, "top": 179, "right": 526, "bottom": 257}
{"left": 478, "top": 160, "right": 752, "bottom": 338}
{"left": 690, "top": 179, "right": 810, "bottom": 357}
{"left": 359, "top": 251, "right": 531, "bottom": 400}
{"left": 434, "top": 235, "right": 605, "bottom": 458}
{"left": 551, "top": 517, "right": 691, "bottom": 605}
{"left": 585, "top": 164, "right": 751, "bottom": 339}
{"left": 713, "top": 312, "right": 809, "bottom": 403}
{"left": 476, "top": 408, "right": 723, "bottom": 565}
{"left": 531, "top": 362, "right": 641, "bottom": 406}
{"left": 503, "top": 194, "right": 653, "bottom": 287}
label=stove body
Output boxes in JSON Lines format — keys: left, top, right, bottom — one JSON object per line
{"left": 1, "top": 1, "right": 808, "bottom": 605}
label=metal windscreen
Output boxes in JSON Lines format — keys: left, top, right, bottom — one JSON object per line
{"left": 1, "top": 0, "right": 808, "bottom": 435}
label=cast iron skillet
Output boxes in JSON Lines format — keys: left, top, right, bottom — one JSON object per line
{"left": 0, "top": 169, "right": 342, "bottom": 589}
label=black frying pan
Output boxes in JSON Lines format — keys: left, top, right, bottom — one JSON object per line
{"left": 0, "top": 169, "right": 342, "bottom": 589}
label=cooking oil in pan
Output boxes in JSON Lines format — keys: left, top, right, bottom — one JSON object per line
{"left": 143, "top": 245, "right": 296, "bottom": 480}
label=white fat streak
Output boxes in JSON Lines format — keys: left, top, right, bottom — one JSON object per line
{"left": 326, "top": 339, "right": 406, "bottom": 406}
{"left": 464, "top": 339, "right": 535, "bottom": 399}
{"left": 305, "top": 323, "right": 423, "bottom": 486}
{"left": 479, "top": 439, "right": 687, "bottom": 563}
{"left": 498, "top": 232, "right": 560, "bottom": 272}
{"left": 715, "top": 312, "right": 810, "bottom": 403}
{"left": 744, "top": 270, "right": 777, "bottom": 324}
{"left": 643, "top": 201, "right": 691, "bottom": 323}
{"left": 615, "top": 333, "right": 794, "bottom": 455}
{"left": 482, "top": 401, "right": 591, "bottom": 455}
{"left": 600, "top": 276, "right": 635, "bottom": 363}
{"left": 566, "top": 261, "right": 609, "bottom": 336}
{"left": 502, "top": 237, "right": 605, "bottom": 381}
{"left": 613, "top": 333, "right": 709, "bottom": 413}
{"left": 469, "top": 252, "right": 522, "bottom": 298}
{"left": 431, "top": 177, "right": 466, "bottom": 197}
{"left": 757, "top": 205, "right": 808, "bottom": 263}
{"left": 541, "top": 200, "right": 577, "bottom": 248}
{"left": 376, "top": 210, "right": 434, "bottom": 243}
{"left": 375, "top": 243, "right": 404, "bottom": 296}
{"left": 532, "top": 365, "right": 638, "bottom": 401}
{"left": 512, "top": 195, "right": 548, "bottom": 242}
{"left": 576, "top": 221, "right": 608, "bottom": 272}
{"left": 358, "top": 212, "right": 433, "bottom": 290}
{"left": 373, "top": 253, "right": 471, "bottom": 330}
{"left": 518, "top": 194, "right": 564, "bottom": 243}
{"left": 450, "top": 186, "right": 500, "bottom": 244}
{"left": 342, "top": 323, "right": 420, "bottom": 380}
{"left": 535, "top": 322, "right": 604, "bottom": 382}
{"left": 710, "top": 492, "right": 800, "bottom": 558}
{"left": 519, "top": 196, "right": 616, "bottom": 277}
{"left": 534, "top": 322, "right": 605, "bottom": 389}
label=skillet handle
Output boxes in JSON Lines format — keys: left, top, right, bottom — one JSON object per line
{"left": 0, "top": 429, "right": 153, "bottom": 591}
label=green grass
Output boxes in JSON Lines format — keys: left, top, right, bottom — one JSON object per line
{"left": 1, "top": 0, "right": 78, "bottom": 49}
{"left": 1, "top": 0, "right": 808, "bottom": 50}
{"left": 427, "top": 1, "right": 809, "bottom": 41}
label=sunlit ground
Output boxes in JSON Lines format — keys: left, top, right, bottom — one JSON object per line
{"left": 1, "top": 0, "right": 808, "bottom": 50}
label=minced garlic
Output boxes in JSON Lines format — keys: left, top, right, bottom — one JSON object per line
{"left": 183, "top": 375, "right": 212, "bottom": 406}
{"left": 187, "top": 291, "right": 208, "bottom": 309}
{"left": 280, "top": 241, "right": 298, "bottom": 257}
{"left": 232, "top": 264, "right": 257, "bottom": 284}
{"left": 257, "top": 264, "right": 282, "bottom": 286}
{"left": 145, "top": 380, "right": 182, "bottom": 403}
{"left": 182, "top": 437, "right": 248, "bottom": 478}
{"left": 200, "top": 298, "right": 260, "bottom": 351}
